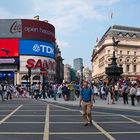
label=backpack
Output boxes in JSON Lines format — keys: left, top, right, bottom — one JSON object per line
{"left": 62, "top": 86, "right": 68, "bottom": 93}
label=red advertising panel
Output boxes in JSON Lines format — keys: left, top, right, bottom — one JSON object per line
{"left": 0, "top": 39, "right": 19, "bottom": 57}
{"left": 22, "top": 19, "right": 55, "bottom": 43}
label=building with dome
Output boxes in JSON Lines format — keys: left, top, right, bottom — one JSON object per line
{"left": 91, "top": 25, "right": 140, "bottom": 82}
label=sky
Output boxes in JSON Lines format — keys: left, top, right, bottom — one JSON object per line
{"left": 0, "top": 0, "right": 140, "bottom": 68}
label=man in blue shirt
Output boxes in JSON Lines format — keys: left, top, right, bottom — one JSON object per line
{"left": 79, "top": 81, "right": 94, "bottom": 126}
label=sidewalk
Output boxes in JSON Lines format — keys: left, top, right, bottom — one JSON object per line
{"left": 42, "top": 97, "right": 140, "bottom": 111}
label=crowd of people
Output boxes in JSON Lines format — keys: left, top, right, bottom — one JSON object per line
{"left": 29, "top": 82, "right": 80, "bottom": 101}
{"left": 0, "top": 78, "right": 140, "bottom": 107}
{"left": 0, "top": 82, "right": 28, "bottom": 101}
{"left": 97, "top": 78, "right": 140, "bottom": 106}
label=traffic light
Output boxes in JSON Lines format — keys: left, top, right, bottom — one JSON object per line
{"left": 28, "top": 67, "right": 31, "bottom": 78}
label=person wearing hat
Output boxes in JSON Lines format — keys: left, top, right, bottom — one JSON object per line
{"left": 79, "top": 81, "right": 94, "bottom": 126}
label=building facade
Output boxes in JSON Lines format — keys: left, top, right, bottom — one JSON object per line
{"left": 0, "top": 19, "right": 63, "bottom": 85}
{"left": 91, "top": 25, "right": 140, "bottom": 82}
{"left": 64, "top": 64, "right": 71, "bottom": 83}
{"left": 56, "top": 49, "right": 64, "bottom": 84}
{"left": 84, "top": 67, "right": 92, "bottom": 82}
{"left": 73, "top": 58, "right": 83, "bottom": 71}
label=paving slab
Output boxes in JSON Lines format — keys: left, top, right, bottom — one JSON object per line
{"left": 0, "top": 123, "right": 44, "bottom": 132}
{"left": 49, "top": 134, "right": 108, "bottom": 140}
{"left": 99, "top": 123, "right": 140, "bottom": 132}
{"left": 6, "top": 116, "right": 45, "bottom": 122}
{"left": 49, "top": 123, "right": 100, "bottom": 132}
{"left": 0, "top": 134, "right": 43, "bottom": 140}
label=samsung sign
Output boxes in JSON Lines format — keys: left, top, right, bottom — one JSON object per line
{"left": 19, "top": 40, "right": 55, "bottom": 58}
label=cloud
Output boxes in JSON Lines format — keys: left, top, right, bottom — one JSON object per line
{"left": 0, "top": 0, "right": 120, "bottom": 47}
{"left": 32, "top": 0, "right": 120, "bottom": 34}
{"left": 57, "top": 40, "right": 71, "bottom": 49}
{"left": 0, "top": 0, "right": 120, "bottom": 33}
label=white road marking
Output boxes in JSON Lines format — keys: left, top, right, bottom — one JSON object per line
{"left": 17, "top": 110, "right": 46, "bottom": 111}
{"left": 91, "top": 120, "right": 116, "bottom": 140}
{"left": 12, "top": 115, "right": 46, "bottom": 117}
{"left": 4, "top": 122, "right": 45, "bottom": 124}
{"left": 80, "top": 111, "right": 116, "bottom": 140}
{"left": 43, "top": 104, "right": 50, "bottom": 140}
{"left": 110, "top": 131, "right": 140, "bottom": 134}
{"left": 96, "top": 121, "right": 133, "bottom": 124}
{"left": 48, "top": 103, "right": 140, "bottom": 139}
{"left": 50, "top": 110, "right": 78, "bottom": 111}
{"left": 50, "top": 132, "right": 102, "bottom": 135}
{"left": 0, "top": 110, "right": 19, "bottom": 111}
{"left": 0, "top": 105, "right": 23, "bottom": 125}
{"left": 0, "top": 132, "right": 43, "bottom": 135}
{"left": 121, "top": 115, "right": 140, "bottom": 125}
{"left": 49, "top": 121, "right": 133, "bottom": 124}
{"left": 50, "top": 122, "right": 83, "bottom": 124}
{"left": 49, "top": 131, "right": 140, "bottom": 135}
{"left": 0, "top": 131, "right": 139, "bottom": 135}
{"left": 49, "top": 115, "right": 82, "bottom": 116}
{"left": 50, "top": 104, "right": 76, "bottom": 111}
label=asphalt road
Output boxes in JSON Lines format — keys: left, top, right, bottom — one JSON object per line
{"left": 0, "top": 98, "right": 139, "bottom": 140}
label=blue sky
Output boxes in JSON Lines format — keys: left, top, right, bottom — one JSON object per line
{"left": 0, "top": 0, "right": 140, "bottom": 68}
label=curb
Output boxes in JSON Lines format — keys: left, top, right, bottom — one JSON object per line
{"left": 41, "top": 99, "right": 140, "bottom": 112}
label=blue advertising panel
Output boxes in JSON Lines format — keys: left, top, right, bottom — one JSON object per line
{"left": 0, "top": 72, "right": 14, "bottom": 78}
{"left": 19, "top": 40, "right": 55, "bottom": 58}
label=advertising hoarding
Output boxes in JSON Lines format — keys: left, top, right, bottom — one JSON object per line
{"left": 0, "top": 39, "right": 19, "bottom": 57}
{"left": 0, "top": 58, "right": 19, "bottom": 64}
{"left": 0, "top": 19, "right": 21, "bottom": 38}
{"left": 0, "top": 72, "right": 14, "bottom": 78}
{"left": 22, "top": 19, "right": 55, "bottom": 43}
{"left": 20, "top": 56, "right": 56, "bottom": 74}
{"left": 19, "top": 40, "right": 55, "bottom": 58}
{"left": 0, "top": 19, "right": 55, "bottom": 43}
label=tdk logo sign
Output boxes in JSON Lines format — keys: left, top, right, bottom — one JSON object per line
{"left": 19, "top": 40, "right": 55, "bottom": 58}
{"left": 33, "top": 44, "right": 54, "bottom": 54}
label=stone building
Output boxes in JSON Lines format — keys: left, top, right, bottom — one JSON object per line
{"left": 64, "top": 64, "right": 71, "bottom": 83}
{"left": 91, "top": 25, "right": 140, "bottom": 82}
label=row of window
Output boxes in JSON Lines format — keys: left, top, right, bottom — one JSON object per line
{"left": 119, "top": 64, "right": 137, "bottom": 73}
{"left": 107, "top": 50, "right": 137, "bottom": 55}
{"left": 118, "top": 32, "right": 137, "bottom": 38}
{"left": 108, "top": 58, "right": 137, "bottom": 63}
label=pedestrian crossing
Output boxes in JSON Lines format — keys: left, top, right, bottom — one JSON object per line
{"left": 0, "top": 98, "right": 139, "bottom": 140}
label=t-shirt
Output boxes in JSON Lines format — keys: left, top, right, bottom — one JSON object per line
{"left": 80, "top": 87, "right": 93, "bottom": 102}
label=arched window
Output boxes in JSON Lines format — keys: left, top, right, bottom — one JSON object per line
{"left": 33, "top": 75, "right": 40, "bottom": 80}
{"left": 126, "top": 33, "right": 129, "bottom": 37}
{"left": 118, "top": 32, "right": 122, "bottom": 37}
{"left": 125, "top": 57, "right": 130, "bottom": 63}
{"left": 21, "top": 75, "right": 28, "bottom": 80}
{"left": 132, "top": 34, "right": 137, "bottom": 38}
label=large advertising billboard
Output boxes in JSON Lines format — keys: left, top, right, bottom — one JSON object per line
{"left": 20, "top": 56, "right": 56, "bottom": 74}
{"left": 0, "top": 19, "right": 55, "bottom": 43}
{"left": 0, "top": 19, "right": 21, "bottom": 38}
{"left": 22, "top": 19, "right": 55, "bottom": 43}
{"left": 0, "top": 39, "right": 19, "bottom": 57}
{"left": 19, "top": 40, "right": 55, "bottom": 58}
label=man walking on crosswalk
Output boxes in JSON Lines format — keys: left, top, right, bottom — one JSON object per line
{"left": 79, "top": 81, "right": 94, "bottom": 126}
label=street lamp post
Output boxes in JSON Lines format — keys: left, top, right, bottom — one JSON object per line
{"left": 80, "top": 66, "right": 84, "bottom": 86}
{"left": 27, "top": 67, "right": 31, "bottom": 95}
{"left": 40, "top": 67, "right": 47, "bottom": 89}
{"left": 56, "top": 51, "right": 64, "bottom": 84}
{"left": 1, "top": 48, "right": 10, "bottom": 83}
